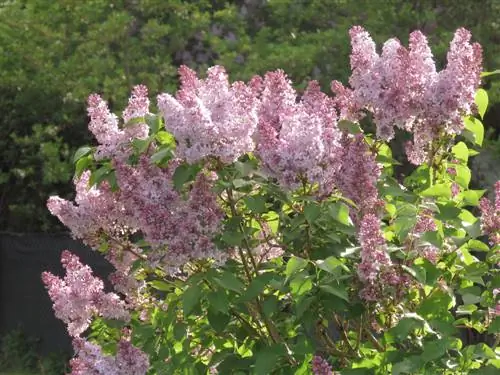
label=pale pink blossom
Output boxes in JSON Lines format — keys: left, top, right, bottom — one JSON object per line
{"left": 157, "top": 65, "right": 259, "bottom": 163}
{"left": 69, "top": 338, "right": 149, "bottom": 375}
{"left": 479, "top": 181, "right": 500, "bottom": 245}
{"left": 335, "top": 26, "right": 482, "bottom": 165}
{"left": 255, "top": 72, "right": 341, "bottom": 193}
{"left": 114, "top": 157, "right": 225, "bottom": 271}
{"left": 88, "top": 86, "right": 150, "bottom": 160}
{"left": 42, "top": 251, "right": 129, "bottom": 337}
{"left": 335, "top": 135, "right": 383, "bottom": 219}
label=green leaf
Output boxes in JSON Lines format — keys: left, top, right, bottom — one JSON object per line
{"left": 328, "top": 202, "right": 352, "bottom": 226}
{"left": 263, "top": 211, "right": 279, "bottom": 234}
{"left": 89, "top": 165, "right": 112, "bottom": 187}
{"left": 173, "top": 322, "right": 187, "bottom": 341}
{"left": 207, "top": 310, "right": 230, "bottom": 333}
{"left": 125, "top": 116, "right": 145, "bottom": 127}
{"left": 150, "top": 280, "right": 173, "bottom": 292}
{"left": 319, "top": 284, "right": 349, "bottom": 301}
{"left": 262, "top": 295, "right": 279, "bottom": 317}
{"left": 304, "top": 203, "right": 321, "bottom": 223}
{"left": 393, "top": 215, "right": 417, "bottom": 241}
{"left": 390, "top": 314, "right": 425, "bottom": 340}
{"left": 254, "top": 347, "right": 281, "bottom": 374}
{"left": 73, "top": 146, "right": 92, "bottom": 163}
{"left": 132, "top": 137, "right": 152, "bottom": 153}
{"left": 182, "top": 284, "right": 202, "bottom": 317}
{"left": 316, "top": 256, "right": 349, "bottom": 274}
{"left": 156, "top": 130, "right": 176, "bottom": 146}
{"left": 150, "top": 148, "right": 172, "bottom": 164}
{"left": 146, "top": 113, "right": 162, "bottom": 134}
{"left": 475, "top": 88, "right": 488, "bottom": 119}
{"left": 461, "top": 190, "right": 486, "bottom": 206}
{"left": 239, "top": 272, "right": 275, "bottom": 302}
{"left": 467, "top": 239, "right": 489, "bottom": 252}
{"left": 421, "top": 183, "right": 452, "bottom": 199}
{"left": 172, "top": 163, "right": 199, "bottom": 190}
{"left": 481, "top": 69, "right": 500, "bottom": 77}
{"left": 488, "top": 316, "right": 500, "bottom": 334}
{"left": 214, "top": 271, "right": 245, "bottom": 294}
{"left": 452, "top": 142, "right": 469, "bottom": 163}
{"left": 454, "top": 164, "right": 471, "bottom": 188}
{"left": 285, "top": 256, "right": 308, "bottom": 280}
{"left": 464, "top": 116, "right": 484, "bottom": 146}
{"left": 220, "top": 230, "right": 245, "bottom": 247}
{"left": 207, "top": 290, "right": 229, "bottom": 314}
{"left": 243, "top": 195, "right": 267, "bottom": 213}
{"left": 290, "top": 273, "right": 313, "bottom": 296}
{"left": 402, "top": 264, "right": 426, "bottom": 284}
{"left": 75, "top": 155, "right": 92, "bottom": 177}
{"left": 338, "top": 120, "right": 362, "bottom": 134}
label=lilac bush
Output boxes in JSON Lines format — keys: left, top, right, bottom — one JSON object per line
{"left": 43, "top": 27, "right": 498, "bottom": 374}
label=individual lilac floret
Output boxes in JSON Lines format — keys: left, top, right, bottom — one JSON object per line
{"left": 479, "top": 181, "right": 500, "bottom": 246}
{"left": 255, "top": 71, "right": 341, "bottom": 193}
{"left": 88, "top": 86, "right": 150, "bottom": 160}
{"left": 157, "top": 65, "right": 259, "bottom": 164}
{"left": 311, "top": 355, "right": 333, "bottom": 375}
{"left": 42, "top": 251, "right": 129, "bottom": 337}
{"left": 69, "top": 338, "right": 149, "bottom": 375}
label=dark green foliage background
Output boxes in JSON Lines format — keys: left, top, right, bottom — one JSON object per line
{"left": 1, "top": 0, "right": 499, "bottom": 231}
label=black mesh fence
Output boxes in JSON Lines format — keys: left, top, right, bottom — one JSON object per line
{"left": 0, "top": 232, "right": 113, "bottom": 355}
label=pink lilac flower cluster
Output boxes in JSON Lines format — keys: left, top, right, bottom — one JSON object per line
{"left": 69, "top": 338, "right": 149, "bottom": 375}
{"left": 254, "top": 71, "right": 341, "bottom": 192}
{"left": 114, "top": 156, "right": 225, "bottom": 271}
{"left": 158, "top": 65, "right": 259, "bottom": 164}
{"left": 358, "top": 214, "right": 399, "bottom": 301}
{"left": 47, "top": 171, "right": 134, "bottom": 249}
{"left": 332, "top": 27, "right": 482, "bottom": 165}
{"left": 88, "top": 85, "right": 150, "bottom": 160}
{"left": 479, "top": 181, "right": 500, "bottom": 246}
{"left": 46, "top": 171, "right": 144, "bottom": 298}
{"left": 336, "top": 135, "right": 383, "bottom": 219}
{"left": 42, "top": 251, "right": 129, "bottom": 337}
{"left": 411, "top": 210, "right": 440, "bottom": 263}
{"left": 311, "top": 355, "right": 333, "bottom": 375}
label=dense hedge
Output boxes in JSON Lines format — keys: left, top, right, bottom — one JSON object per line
{"left": 1, "top": 0, "right": 499, "bottom": 231}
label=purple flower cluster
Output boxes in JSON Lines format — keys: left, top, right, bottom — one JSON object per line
{"left": 336, "top": 135, "right": 383, "bottom": 219}
{"left": 255, "top": 72, "right": 341, "bottom": 192}
{"left": 311, "top": 355, "right": 333, "bottom": 375}
{"left": 358, "top": 214, "right": 401, "bottom": 301}
{"left": 88, "top": 85, "right": 150, "bottom": 160}
{"left": 114, "top": 156, "right": 225, "bottom": 271}
{"left": 411, "top": 210, "right": 439, "bottom": 263}
{"left": 333, "top": 27, "right": 482, "bottom": 164}
{"left": 158, "top": 65, "right": 259, "bottom": 164}
{"left": 47, "top": 171, "right": 134, "bottom": 249}
{"left": 479, "top": 181, "right": 500, "bottom": 246}
{"left": 69, "top": 338, "right": 149, "bottom": 375}
{"left": 42, "top": 251, "right": 129, "bottom": 337}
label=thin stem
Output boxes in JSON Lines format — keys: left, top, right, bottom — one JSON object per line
{"left": 333, "top": 314, "right": 356, "bottom": 354}
{"left": 364, "top": 327, "right": 385, "bottom": 352}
